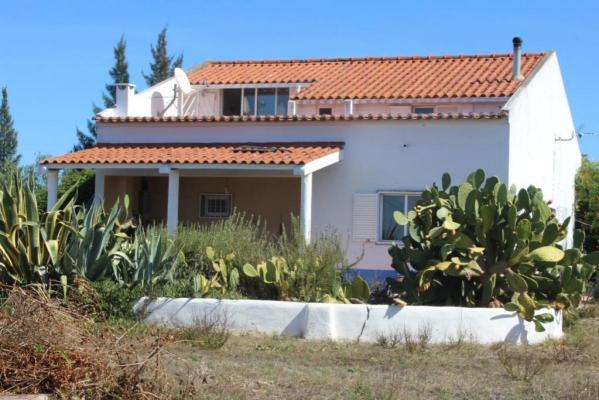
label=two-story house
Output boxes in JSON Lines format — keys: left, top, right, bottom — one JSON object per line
{"left": 42, "top": 38, "right": 581, "bottom": 272}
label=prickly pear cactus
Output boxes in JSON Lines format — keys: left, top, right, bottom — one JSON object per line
{"left": 387, "top": 169, "right": 598, "bottom": 331}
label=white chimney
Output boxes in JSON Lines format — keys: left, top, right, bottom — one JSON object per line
{"left": 115, "top": 83, "right": 136, "bottom": 116}
{"left": 512, "top": 37, "right": 524, "bottom": 81}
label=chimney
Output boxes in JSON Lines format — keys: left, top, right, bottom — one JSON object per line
{"left": 115, "top": 83, "right": 136, "bottom": 116}
{"left": 512, "top": 37, "right": 524, "bottom": 81}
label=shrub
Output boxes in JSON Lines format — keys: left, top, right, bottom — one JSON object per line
{"left": 175, "top": 211, "right": 272, "bottom": 277}
{"left": 389, "top": 170, "right": 599, "bottom": 331}
{"left": 58, "top": 169, "right": 95, "bottom": 206}
{"left": 176, "top": 212, "right": 358, "bottom": 302}
{"left": 91, "top": 279, "right": 144, "bottom": 320}
{"left": 575, "top": 155, "right": 599, "bottom": 253}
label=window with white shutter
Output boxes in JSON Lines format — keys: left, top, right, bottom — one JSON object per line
{"left": 352, "top": 194, "right": 378, "bottom": 241}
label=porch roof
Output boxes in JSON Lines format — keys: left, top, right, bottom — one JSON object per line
{"left": 41, "top": 142, "right": 344, "bottom": 167}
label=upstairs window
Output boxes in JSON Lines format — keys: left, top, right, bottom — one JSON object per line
{"left": 379, "top": 192, "right": 420, "bottom": 241}
{"left": 222, "top": 89, "right": 241, "bottom": 116}
{"left": 319, "top": 107, "right": 333, "bottom": 115}
{"left": 222, "top": 87, "right": 290, "bottom": 116}
{"left": 413, "top": 106, "right": 435, "bottom": 114}
{"left": 200, "top": 194, "right": 232, "bottom": 218}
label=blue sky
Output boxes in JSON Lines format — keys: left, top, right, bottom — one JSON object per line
{"left": 1, "top": 0, "right": 598, "bottom": 165}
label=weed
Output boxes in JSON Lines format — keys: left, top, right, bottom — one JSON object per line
{"left": 496, "top": 343, "right": 549, "bottom": 382}
{"left": 172, "top": 313, "right": 231, "bottom": 350}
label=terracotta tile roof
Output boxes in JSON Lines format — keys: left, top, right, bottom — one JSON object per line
{"left": 41, "top": 142, "right": 344, "bottom": 166}
{"left": 96, "top": 111, "right": 507, "bottom": 124}
{"left": 187, "top": 53, "right": 548, "bottom": 100}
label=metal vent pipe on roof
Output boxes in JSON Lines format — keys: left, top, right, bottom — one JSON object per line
{"left": 512, "top": 37, "right": 524, "bottom": 81}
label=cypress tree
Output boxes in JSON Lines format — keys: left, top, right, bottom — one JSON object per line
{"left": 143, "top": 27, "right": 183, "bottom": 87}
{"left": 0, "top": 87, "right": 20, "bottom": 167}
{"left": 74, "top": 36, "right": 130, "bottom": 151}
{"left": 102, "top": 36, "right": 130, "bottom": 108}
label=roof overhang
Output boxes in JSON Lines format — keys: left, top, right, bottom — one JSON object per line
{"left": 41, "top": 142, "right": 344, "bottom": 177}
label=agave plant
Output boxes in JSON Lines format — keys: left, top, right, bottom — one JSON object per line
{"left": 0, "top": 171, "right": 77, "bottom": 284}
{"left": 115, "top": 226, "right": 184, "bottom": 292}
{"left": 388, "top": 169, "right": 598, "bottom": 331}
{"left": 62, "top": 196, "right": 133, "bottom": 281}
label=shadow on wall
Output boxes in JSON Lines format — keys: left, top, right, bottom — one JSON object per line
{"left": 151, "top": 92, "right": 165, "bottom": 116}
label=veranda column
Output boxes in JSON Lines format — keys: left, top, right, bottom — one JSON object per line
{"left": 93, "top": 169, "right": 105, "bottom": 206}
{"left": 167, "top": 169, "right": 180, "bottom": 233}
{"left": 46, "top": 169, "right": 59, "bottom": 211}
{"left": 300, "top": 173, "right": 313, "bottom": 244}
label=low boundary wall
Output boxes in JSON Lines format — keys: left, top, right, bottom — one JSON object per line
{"left": 134, "top": 298, "right": 562, "bottom": 344}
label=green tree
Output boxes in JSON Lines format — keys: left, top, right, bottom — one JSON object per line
{"left": 575, "top": 155, "right": 599, "bottom": 252}
{"left": 74, "top": 36, "right": 130, "bottom": 151}
{"left": 142, "top": 26, "right": 183, "bottom": 87}
{"left": 102, "top": 35, "right": 130, "bottom": 108}
{"left": 0, "top": 87, "right": 20, "bottom": 168}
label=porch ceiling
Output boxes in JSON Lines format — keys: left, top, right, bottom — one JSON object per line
{"left": 42, "top": 142, "right": 344, "bottom": 168}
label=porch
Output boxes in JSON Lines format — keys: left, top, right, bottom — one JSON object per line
{"left": 41, "top": 142, "right": 344, "bottom": 242}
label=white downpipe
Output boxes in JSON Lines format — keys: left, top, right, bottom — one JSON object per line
{"left": 300, "top": 173, "right": 313, "bottom": 244}
{"left": 94, "top": 169, "right": 105, "bottom": 206}
{"left": 46, "top": 169, "right": 59, "bottom": 211}
{"left": 167, "top": 169, "right": 180, "bottom": 233}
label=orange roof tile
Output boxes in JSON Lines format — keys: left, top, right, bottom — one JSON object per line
{"left": 95, "top": 111, "right": 507, "bottom": 124}
{"left": 42, "top": 142, "right": 344, "bottom": 166}
{"left": 187, "top": 53, "right": 548, "bottom": 100}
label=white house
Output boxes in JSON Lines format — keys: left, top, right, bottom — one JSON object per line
{"left": 42, "top": 38, "right": 581, "bottom": 273}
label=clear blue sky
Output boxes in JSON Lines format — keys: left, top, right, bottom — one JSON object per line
{"left": 1, "top": 0, "right": 598, "bottom": 165}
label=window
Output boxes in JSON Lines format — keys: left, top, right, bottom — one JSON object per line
{"left": 200, "top": 194, "right": 232, "bottom": 218}
{"left": 222, "top": 89, "right": 241, "bottom": 116}
{"left": 276, "top": 88, "right": 289, "bottom": 115}
{"left": 257, "top": 88, "right": 276, "bottom": 115}
{"left": 242, "top": 88, "right": 256, "bottom": 116}
{"left": 319, "top": 107, "right": 333, "bottom": 115}
{"left": 413, "top": 107, "right": 435, "bottom": 114}
{"left": 223, "top": 87, "right": 290, "bottom": 116}
{"left": 379, "top": 193, "right": 420, "bottom": 241}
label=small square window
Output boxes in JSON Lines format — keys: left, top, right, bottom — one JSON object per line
{"left": 413, "top": 107, "right": 435, "bottom": 114}
{"left": 319, "top": 107, "right": 333, "bottom": 115}
{"left": 379, "top": 193, "right": 421, "bottom": 242}
{"left": 200, "top": 194, "right": 232, "bottom": 218}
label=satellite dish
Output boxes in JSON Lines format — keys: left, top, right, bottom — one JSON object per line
{"left": 174, "top": 68, "right": 193, "bottom": 95}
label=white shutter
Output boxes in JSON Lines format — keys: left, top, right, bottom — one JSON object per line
{"left": 352, "top": 193, "right": 378, "bottom": 241}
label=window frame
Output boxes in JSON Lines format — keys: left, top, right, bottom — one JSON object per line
{"left": 377, "top": 191, "right": 421, "bottom": 243}
{"left": 199, "top": 193, "right": 233, "bottom": 218}
{"left": 413, "top": 106, "right": 436, "bottom": 114}
{"left": 222, "top": 87, "right": 291, "bottom": 116}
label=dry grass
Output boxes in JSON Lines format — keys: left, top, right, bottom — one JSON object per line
{"left": 0, "top": 286, "right": 203, "bottom": 399}
{"left": 2, "top": 287, "right": 599, "bottom": 399}
{"left": 143, "top": 313, "right": 599, "bottom": 400}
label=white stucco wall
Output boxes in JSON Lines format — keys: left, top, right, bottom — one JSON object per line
{"left": 505, "top": 52, "right": 581, "bottom": 244}
{"left": 135, "top": 298, "right": 563, "bottom": 344}
{"left": 98, "top": 119, "right": 509, "bottom": 269}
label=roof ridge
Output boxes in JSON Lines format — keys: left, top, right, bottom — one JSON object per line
{"left": 205, "top": 52, "right": 548, "bottom": 65}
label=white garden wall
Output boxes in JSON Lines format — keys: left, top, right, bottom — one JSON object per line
{"left": 134, "top": 298, "right": 562, "bottom": 344}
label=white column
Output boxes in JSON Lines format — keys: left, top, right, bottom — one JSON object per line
{"left": 167, "top": 169, "right": 180, "bottom": 233}
{"left": 94, "top": 169, "right": 105, "bottom": 206}
{"left": 300, "top": 173, "right": 313, "bottom": 244}
{"left": 46, "top": 169, "right": 59, "bottom": 211}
